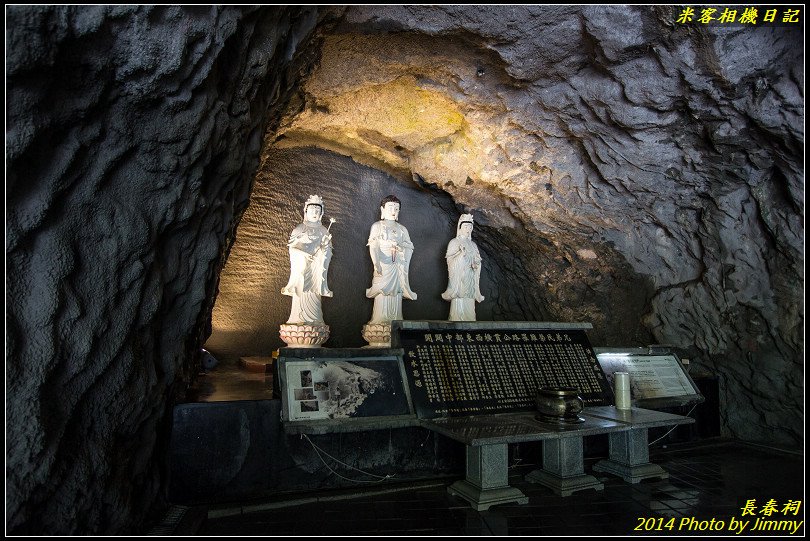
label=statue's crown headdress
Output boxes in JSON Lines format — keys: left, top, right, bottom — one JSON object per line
{"left": 305, "top": 195, "right": 324, "bottom": 208}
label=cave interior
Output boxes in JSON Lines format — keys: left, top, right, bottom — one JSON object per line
{"left": 5, "top": 5, "right": 804, "bottom": 534}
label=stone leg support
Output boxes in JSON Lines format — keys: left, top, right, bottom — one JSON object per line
{"left": 525, "top": 437, "right": 604, "bottom": 497}
{"left": 447, "top": 444, "right": 529, "bottom": 511}
{"left": 592, "top": 428, "right": 669, "bottom": 483}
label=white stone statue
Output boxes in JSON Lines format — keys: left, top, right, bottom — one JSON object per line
{"left": 279, "top": 195, "right": 334, "bottom": 347}
{"left": 442, "top": 214, "right": 484, "bottom": 321}
{"left": 362, "top": 195, "right": 417, "bottom": 346}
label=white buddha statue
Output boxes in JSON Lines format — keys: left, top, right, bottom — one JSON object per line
{"left": 363, "top": 195, "right": 417, "bottom": 346}
{"left": 442, "top": 214, "right": 484, "bottom": 321}
{"left": 279, "top": 195, "right": 333, "bottom": 347}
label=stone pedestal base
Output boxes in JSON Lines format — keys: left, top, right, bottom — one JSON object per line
{"left": 362, "top": 323, "right": 391, "bottom": 347}
{"left": 279, "top": 323, "right": 329, "bottom": 348}
{"left": 447, "top": 480, "right": 528, "bottom": 511}
{"left": 592, "top": 459, "right": 668, "bottom": 484}
{"left": 592, "top": 428, "right": 669, "bottom": 483}
{"left": 525, "top": 469, "right": 604, "bottom": 497}
{"left": 447, "top": 444, "right": 529, "bottom": 511}
{"left": 525, "top": 437, "right": 604, "bottom": 496}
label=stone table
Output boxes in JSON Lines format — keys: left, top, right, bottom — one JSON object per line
{"left": 422, "top": 411, "right": 614, "bottom": 508}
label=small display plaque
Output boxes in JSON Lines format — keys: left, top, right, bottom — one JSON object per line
{"left": 596, "top": 352, "right": 700, "bottom": 401}
{"left": 280, "top": 356, "right": 411, "bottom": 422}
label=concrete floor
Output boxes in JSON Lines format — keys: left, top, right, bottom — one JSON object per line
{"left": 155, "top": 439, "right": 804, "bottom": 536}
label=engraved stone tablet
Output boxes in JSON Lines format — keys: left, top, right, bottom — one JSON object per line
{"left": 395, "top": 322, "right": 613, "bottom": 419}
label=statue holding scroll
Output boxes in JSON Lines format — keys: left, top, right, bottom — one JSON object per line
{"left": 442, "top": 213, "right": 484, "bottom": 321}
{"left": 279, "top": 195, "right": 334, "bottom": 347}
{"left": 362, "top": 195, "right": 417, "bottom": 346}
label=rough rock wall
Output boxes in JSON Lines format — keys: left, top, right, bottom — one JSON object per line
{"left": 266, "top": 6, "right": 802, "bottom": 446}
{"left": 6, "top": 5, "right": 323, "bottom": 534}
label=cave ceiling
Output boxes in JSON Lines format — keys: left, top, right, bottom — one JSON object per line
{"left": 274, "top": 6, "right": 803, "bottom": 286}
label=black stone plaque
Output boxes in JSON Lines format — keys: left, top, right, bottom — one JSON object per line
{"left": 399, "top": 327, "right": 613, "bottom": 419}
